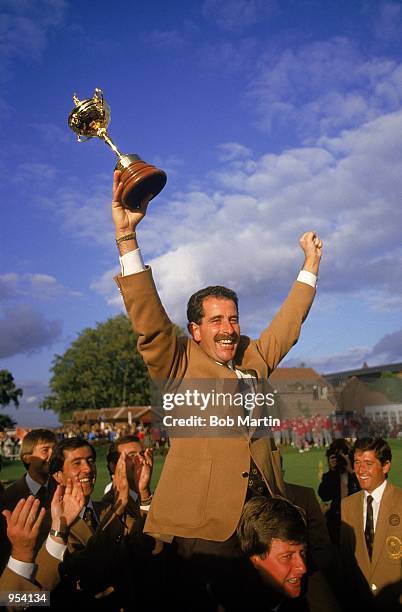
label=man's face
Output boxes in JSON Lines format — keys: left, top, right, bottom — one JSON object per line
{"left": 116, "top": 440, "right": 142, "bottom": 491}
{"left": 55, "top": 445, "right": 97, "bottom": 500}
{"left": 189, "top": 297, "right": 240, "bottom": 365}
{"left": 353, "top": 450, "right": 390, "bottom": 493}
{"left": 251, "top": 539, "right": 306, "bottom": 598}
{"left": 25, "top": 440, "right": 55, "bottom": 480}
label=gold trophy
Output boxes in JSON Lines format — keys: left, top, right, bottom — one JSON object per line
{"left": 68, "top": 88, "right": 167, "bottom": 210}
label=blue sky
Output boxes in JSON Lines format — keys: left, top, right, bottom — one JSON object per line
{"left": 1, "top": 0, "right": 402, "bottom": 426}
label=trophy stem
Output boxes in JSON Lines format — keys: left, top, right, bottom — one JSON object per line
{"left": 98, "top": 130, "right": 122, "bottom": 158}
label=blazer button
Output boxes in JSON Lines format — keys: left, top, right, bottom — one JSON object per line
{"left": 242, "top": 471, "right": 249, "bottom": 478}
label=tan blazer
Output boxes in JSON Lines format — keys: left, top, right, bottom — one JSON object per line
{"left": 116, "top": 268, "right": 316, "bottom": 541}
{"left": 0, "top": 543, "right": 62, "bottom": 594}
{"left": 341, "top": 482, "right": 402, "bottom": 598}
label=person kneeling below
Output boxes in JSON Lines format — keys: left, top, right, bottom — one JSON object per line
{"left": 237, "top": 496, "right": 309, "bottom": 611}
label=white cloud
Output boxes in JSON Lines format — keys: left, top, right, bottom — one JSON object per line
{"left": 284, "top": 346, "right": 371, "bottom": 373}
{"left": 217, "top": 142, "right": 253, "bottom": 162}
{"left": 0, "top": 273, "right": 80, "bottom": 301}
{"left": 90, "top": 268, "right": 124, "bottom": 309}
{"left": 248, "top": 37, "right": 402, "bottom": 140}
{"left": 284, "top": 326, "right": 402, "bottom": 373}
{"left": 90, "top": 110, "right": 402, "bottom": 334}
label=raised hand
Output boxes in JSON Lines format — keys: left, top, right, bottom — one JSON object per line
{"left": 112, "top": 170, "right": 153, "bottom": 238}
{"left": 112, "top": 450, "right": 129, "bottom": 516}
{"left": 51, "top": 480, "right": 85, "bottom": 530}
{"left": 2, "top": 496, "right": 46, "bottom": 563}
{"left": 299, "top": 230, "right": 323, "bottom": 275}
{"left": 133, "top": 448, "right": 153, "bottom": 502}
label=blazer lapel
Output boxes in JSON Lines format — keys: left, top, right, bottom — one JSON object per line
{"left": 370, "top": 482, "right": 392, "bottom": 575}
{"left": 353, "top": 491, "right": 371, "bottom": 580}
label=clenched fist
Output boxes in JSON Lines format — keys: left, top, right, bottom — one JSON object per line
{"left": 299, "top": 231, "right": 322, "bottom": 275}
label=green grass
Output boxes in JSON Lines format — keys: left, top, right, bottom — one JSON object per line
{"left": 1, "top": 440, "right": 401, "bottom": 500}
{"left": 281, "top": 439, "right": 402, "bottom": 493}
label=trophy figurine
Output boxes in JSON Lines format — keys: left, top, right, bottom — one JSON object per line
{"left": 68, "top": 88, "right": 167, "bottom": 210}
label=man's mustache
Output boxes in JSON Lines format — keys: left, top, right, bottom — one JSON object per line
{"left": 214, "top": 333, "right": 238, "bottom": 343}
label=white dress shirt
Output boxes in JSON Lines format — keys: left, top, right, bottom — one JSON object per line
{"left": 363, "top": 479, "right": 387, "bottom": 532}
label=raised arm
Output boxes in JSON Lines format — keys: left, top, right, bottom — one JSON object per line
{"left": 112, "top": 170, "right": 152, "bottom": 256}
{"left": 256, "top": 231, "right": 323, "bottom": 372}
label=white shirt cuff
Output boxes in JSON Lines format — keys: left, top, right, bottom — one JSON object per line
{"left": 46, "top": 535, "right": 67, "bottom": 561}
{"left": 297, "top": 270, "right": 317, "bottom": 288}
{"left": 7, "top": 557, "right": 37, "bottom": 581}
{"left": 120, "top": 248, "right": 146, "bottom": 276}
{"left": 139, "top": 504, "right": 151, "bottom": 511}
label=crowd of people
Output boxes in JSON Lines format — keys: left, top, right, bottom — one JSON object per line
{"left": 0, "top": 428, "right": 400, "bottom": 611}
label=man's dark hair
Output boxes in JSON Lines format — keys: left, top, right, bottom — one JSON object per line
{"left": 49, "top": 437, "right": 96, "bottom": 475}
{"left": 187, "top": 286, "right": 239, "bottom": 325}
{"left": 237, "top": 496, "right": 306, "bottom": 558}
{"left": 353, "top": 437, "right": 392, "bottom": 466}
{"left": 326, "top": 438, "right": 351, "bottom": 460}
{"left": 106, "top": 434, "right": 141, "bottom": 476}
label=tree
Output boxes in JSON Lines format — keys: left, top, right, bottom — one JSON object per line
{"left": 0, "top": 370, "right": 23, "bottom": 408}
{"left": 42, "top": 314, "right": 176, "bottom": 418}
{"left": 370, "top": 371, "right": 402, "bottom": 403}
{"left": 0, "top": 413, "right": 17, "bottom": 428}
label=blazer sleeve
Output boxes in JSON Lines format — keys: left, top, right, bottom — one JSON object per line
{"left": 115, "top": 268, "right": 188, "bottom": 382}
{"left": 0, "top": 566, "right": 41, "bottom": 592}
{"left": 255, "top": 280, "right": 315, "bottom": 372}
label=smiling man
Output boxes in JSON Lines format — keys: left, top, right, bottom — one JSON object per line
{"left": 340, "top": 438, "right": 402, "bottom": 608}
{"left": 0, "top": 429, "right": 56, "bottom": 572}
{"left": 237, "top": 496, "right": 309, "bottom": 610}
{"left": 111, "top": 172, "right": 322, "bottom": 609}
{"left": 49, "top": 438, "right": 99, "bottom": 551}
{"left": 48, "top": 437, "right": 136, "bottom": 608}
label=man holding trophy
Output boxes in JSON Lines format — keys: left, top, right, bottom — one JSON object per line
{"left": 69, "top": 89, "right": 323, "bottom": 609}
{"left": 111, "top": 175, "right": 322, "bottom": 608}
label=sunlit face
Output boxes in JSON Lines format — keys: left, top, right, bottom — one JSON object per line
{"left": 116, "top": 440, "right": 142, "bottom": 491}
{"left": 251, "top": 539, "right": 307, "bottom": 598}
{"left": 353, "top": 450, "right": 390, "bottom": 493}
{"left": 25, "top": 440, "right": 55, "bottom": 481}
{"left": 189, "top": 297, "right": 240, "bottom": 365}
{"left": 55, "top": 445, "right": 97, "bottom": 501}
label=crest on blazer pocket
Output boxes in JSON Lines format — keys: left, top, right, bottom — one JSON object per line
{"left": 386, "top": 535, "right": 402, "bottom": 560}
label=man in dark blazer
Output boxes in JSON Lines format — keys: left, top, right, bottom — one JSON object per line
{"left": 341, "top": 437, "right": 402, "bottom": 610}
{"left": 318, "top": 439, "right": 360, "bottom": 545}
{"left": 0, "top": 428, "right": 56, "bottom": 572}
{"left": 0, "top": 481, "right": 85, "bottom": 594}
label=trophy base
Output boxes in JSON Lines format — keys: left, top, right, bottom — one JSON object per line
{"left": 118, "top": 158, "right": 167, "bottom": 210}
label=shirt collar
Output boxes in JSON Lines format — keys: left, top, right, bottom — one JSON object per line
{"left": 129, "top": 489, "right": 138, "bottom": 502}
{"left": 25, "top": 473, "right": 48, "bottom": 496}
{"left": 79, "top": 498, "right": 97, "bottom": 520}
{"left": 364, "top": 479, "right": 387, "bottom": 504}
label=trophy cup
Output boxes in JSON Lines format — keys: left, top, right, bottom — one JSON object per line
{"left": 68, "top": 88, "right": 167, "bottom": 210}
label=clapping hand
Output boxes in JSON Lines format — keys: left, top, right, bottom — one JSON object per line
{"left": 2, "top": 496, "right": 46, "bottom": 563}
